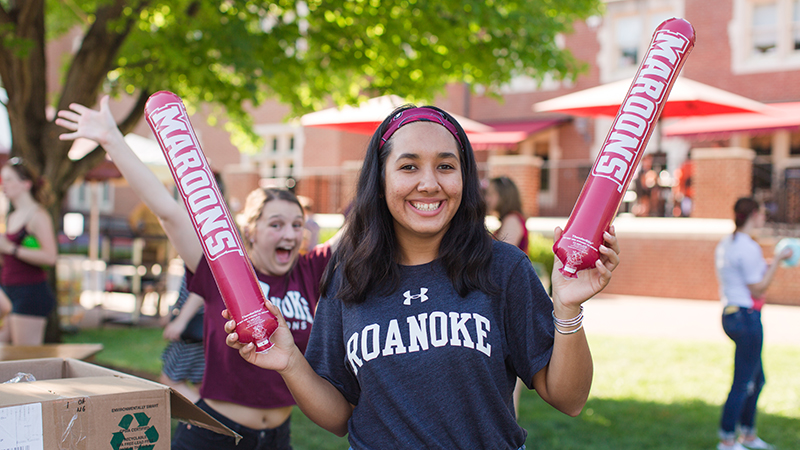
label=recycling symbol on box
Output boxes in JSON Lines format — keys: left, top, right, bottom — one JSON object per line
{"left": 110, "top": 412, "right": 159, "bottom": 450}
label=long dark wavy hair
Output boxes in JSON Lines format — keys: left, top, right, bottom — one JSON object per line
{"left": 321, "top": 105, "right": 497, "bottom": 305}
{"left": 489, "top": 176, "right": 523, "bottom": 220}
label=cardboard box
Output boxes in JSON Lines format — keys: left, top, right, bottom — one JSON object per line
{"left": 0, "top": 358, "right": 239, "bottom": 450}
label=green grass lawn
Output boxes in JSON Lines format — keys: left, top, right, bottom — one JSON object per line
{"left": 65, "top": 328, "right": 800, "bottom": 449}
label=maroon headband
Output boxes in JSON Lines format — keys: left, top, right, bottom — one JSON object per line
{"left": 379, "top": 107, "right": 464, "bottom": 150}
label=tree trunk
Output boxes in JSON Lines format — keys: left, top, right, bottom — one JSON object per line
{"left": 1, "top": 2, "right": 143, "bottom": 341}
{"left": 43, "top": 192, "right": 64, "bottom": 343}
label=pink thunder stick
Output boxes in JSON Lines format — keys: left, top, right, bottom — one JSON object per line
{"left": 145, "top": 91, "right": 278, "bottom": 352}
{"left": 553, "top": 18, "right": 696, "bottom": 277}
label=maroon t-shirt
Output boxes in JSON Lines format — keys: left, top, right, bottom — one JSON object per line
{"left": 189, "top": 243, "right": 332, "bottom": 408}
{"left": 1, "top": 228, "right": 47, "bottom": 285}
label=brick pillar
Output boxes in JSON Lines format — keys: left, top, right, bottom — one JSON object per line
{"left": 221, "top": 166, "right": 260, "bottom": 214}
{"left": 487, "top": 155, "right": 543, "bottom": 217}
{"left": 691, "top": 147, "right": 754, "bottom": 219}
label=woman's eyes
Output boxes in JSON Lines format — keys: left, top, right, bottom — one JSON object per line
{"left": 398, "top": 162, "right": 457, "bottom": 171}
{"left": 270, "top": 222, "right": 303, "bottom": 229}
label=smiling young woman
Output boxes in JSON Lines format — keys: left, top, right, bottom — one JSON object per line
{"left": 225, "top": 105, "right": 622, "bottom": 450}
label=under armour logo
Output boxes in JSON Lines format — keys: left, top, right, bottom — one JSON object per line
{"left": 403, "top": 288, "right": 428, "bottom": 305}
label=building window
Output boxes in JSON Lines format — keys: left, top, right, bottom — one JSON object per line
{"left": 732, "top": 0, "right": 800, "bottom": 73}
{"left": 752, "top": 1, "right": 778, "bottom": 55}
{"left": 794, "top": 0, "right": 800, "bottom": 49}
{"left": 67, "top": 181, "right": 114, "bottom": 214}
{"left": 751, "top": 134, "right": 774, "bottom": 192}
{"left": 790, "top": 130, "right": 800, "bottom": 155}
{"left": 253, "top": 123, "right": 303, "bottom": 181}
{"left": 615, "top": 15, "right": 643, "bottom": 70}
{"left": 598, "top": 0, "right": 679, "bottom": 82}
{"left": 534, "top": 141, "right": 550, "bottom": 193}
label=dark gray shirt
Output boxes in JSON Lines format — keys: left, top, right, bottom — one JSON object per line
{"left": 306, "top": 241, "right": 555, "bottom": 450}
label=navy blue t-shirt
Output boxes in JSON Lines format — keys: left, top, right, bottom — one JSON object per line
{"left": 306, "top": 241, "right": 554, "bottom": 450}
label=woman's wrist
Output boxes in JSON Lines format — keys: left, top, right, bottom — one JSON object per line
{"left": 279, "top": 344, "right": 306, "bottom": 377}
{"left": 552, "top": 305, "right": 584, "bottom": 335}
{"left": 551, "top": 295, "right": 582, "bottom": 319}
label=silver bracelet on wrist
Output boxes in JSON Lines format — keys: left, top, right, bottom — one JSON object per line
{"left": 554, "top": 321, "right": 584, "bottom": 335}
{"left": 552, "top": 306, "right": 584, "bottom": 335}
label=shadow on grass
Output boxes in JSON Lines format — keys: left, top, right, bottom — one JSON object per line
{"left": 520, "top": 394, "right": 800, "bottom": 450}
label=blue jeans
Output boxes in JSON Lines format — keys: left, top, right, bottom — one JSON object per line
{"left": 719, "top": 308, "right": 765, "bottom": 440}
{"left": 171, "top": 399, "right": 292, "bottom": 450}
{"left": 349, "top": 446, "right": 525, "bottom": 449}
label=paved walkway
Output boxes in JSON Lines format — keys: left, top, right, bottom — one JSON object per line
{"left": 583, "top": 294, "right": 800, "bottom": 346}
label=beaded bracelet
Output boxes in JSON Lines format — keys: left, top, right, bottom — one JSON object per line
{"left": 552, "top": 306, "right": 584, "bottom": 335}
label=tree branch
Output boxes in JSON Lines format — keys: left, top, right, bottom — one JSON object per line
{"left": 56, "top": 0, "right": 143, "bottom": 113}
{"left": 118, "top": 89, "right": 150, "bottom": 135}
{"left": 0, "top": 4, "right": 10, "bottom": 24}
{"left": 71, "top": 146, "right": 109, "bottom": 179}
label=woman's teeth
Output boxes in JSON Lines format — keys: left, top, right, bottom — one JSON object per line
{"left": 412, "top": 202, "right": 440, "bottom": 211}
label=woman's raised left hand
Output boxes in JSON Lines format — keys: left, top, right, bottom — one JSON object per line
{"left": 550, "top": 225, "right": 620, "bottom": 310}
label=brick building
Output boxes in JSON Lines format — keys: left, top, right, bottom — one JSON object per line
{"left": 67, "top": 0, "right": 800, "bottom": 304}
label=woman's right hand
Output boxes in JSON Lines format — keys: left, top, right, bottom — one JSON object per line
{"left": 56, "top": 95, "right": 120, "bottom": 147}
{"left": 223, "top": 299, "right": 299, "bottom": 373}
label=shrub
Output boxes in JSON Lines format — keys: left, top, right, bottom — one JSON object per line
{"left": 528, "top": 233, "right": 554, "bottom": 282}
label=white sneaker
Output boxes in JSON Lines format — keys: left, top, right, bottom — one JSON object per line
{"left": 717, "top": 442, "right": 747, "bottom": 450}
{"left": 740, "top": 437, "right": 775, "bottom": 450}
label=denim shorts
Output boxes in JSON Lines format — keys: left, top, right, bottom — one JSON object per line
{"left": 171, "top": 399, "right": 291, "bottom": 450}
{"left": 3, "top": 282, "right": 55, "bottom": 317}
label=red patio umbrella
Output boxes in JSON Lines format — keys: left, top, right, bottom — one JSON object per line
{"left": 663, "top": 101, "right": 800, "bottom": 138}
{"left": 534, "top": 77, "right": 767, "bottom": 118}
{"left": 300, "top": 94, "right": 494, "bottom": 135}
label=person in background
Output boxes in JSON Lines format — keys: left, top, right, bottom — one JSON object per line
{"left": 226, "top": 105, "right": 620, "bottom": 449}
{"left": 297, "top": 195, "right": 320, "bottom": 254}
{"left": 672, "top": 150, "right": 693, "bottom": 217}
{"left": 484, "top": 175, "right": 529, "bottom": 419}
{"left": 159, "top": 273, "right": 205, "bottom": 403}
{"left": 485, "top": 176, "right": 528, "bottom": 253}
{"left": 715, "top": 197, "right": 792, "bottom": 450}
{"left": 0, "top": 157, "right": 58, "bottom": 345}
{"left": 0, "top": 288, "right": 11, "bottom": 341}
{"left": 57, "top": 96, "right": 340, "bottom": 450}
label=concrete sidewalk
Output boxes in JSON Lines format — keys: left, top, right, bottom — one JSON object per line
{"left": 583, "top": 294, "right": 800, "bottom": 346}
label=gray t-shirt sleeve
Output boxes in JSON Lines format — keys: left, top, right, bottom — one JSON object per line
{"left": 497, "top": 248, "right": 555, "bottom": 389}
{"left": 306, "top": 290, "right": 361, "bottom": 406}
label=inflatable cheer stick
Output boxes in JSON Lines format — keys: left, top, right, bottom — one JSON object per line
{"left": 553, "top": 18, "right": 695, "bottom": 277}
{"left": 145, "top": 91, "right": 278, "bottom": 352}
